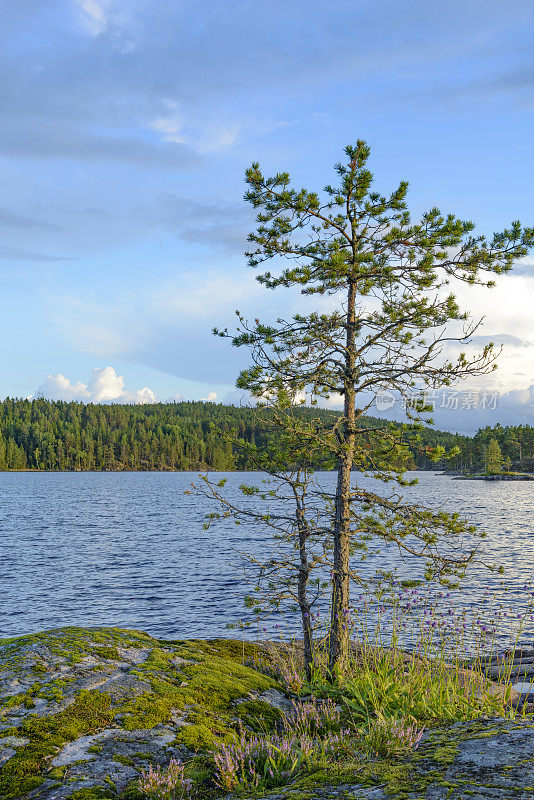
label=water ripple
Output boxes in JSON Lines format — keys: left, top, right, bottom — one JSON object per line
{"left": 0, "top": 471, "right": 533, "bottom": 644}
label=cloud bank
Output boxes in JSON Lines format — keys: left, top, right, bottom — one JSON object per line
{"left": 35, "top": 366, "right": 159, "bottom": 404}
{"left": 364, "top": 384, "right": 534, "bottom": 435}
{"left": 30, "top": 360, "right": 534, "bottom": 435}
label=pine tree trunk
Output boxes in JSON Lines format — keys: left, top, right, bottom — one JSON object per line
{"left": 296, "top": 503, "right": 314, "bottom": 680}
{"left": 329, "top": 280, "right": 357, "bottom": 675}
{"left": 300, "top": 600, "right": 314, "bottom": 681}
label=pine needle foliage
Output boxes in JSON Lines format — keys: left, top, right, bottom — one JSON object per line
{"left": 208, "top": 140, "right": 534, "bottom": 675}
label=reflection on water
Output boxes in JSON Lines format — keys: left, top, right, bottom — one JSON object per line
{"left": 0, "top": 471, "right": 533, "bottom": 646}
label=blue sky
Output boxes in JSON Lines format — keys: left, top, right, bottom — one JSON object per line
{"left": 2, "top": 0, "right": 534, "bottom": 433}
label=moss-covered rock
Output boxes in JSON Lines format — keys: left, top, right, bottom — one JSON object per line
{"left": 245, "top": 718, "right": 534, "bottom": 800}
{"left": 2, "top": 628, "right": 534, "bottom": 800}
{"left": 0, "top": 627, "right": 278, "bottom": 799}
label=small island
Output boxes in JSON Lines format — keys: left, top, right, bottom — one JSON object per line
{"left": 444, "top": 438, "right": 534, "bottom": 480}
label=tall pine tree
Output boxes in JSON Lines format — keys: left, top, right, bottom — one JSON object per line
{"left": 218, "top": 140, "right": 534, "bottom": 673}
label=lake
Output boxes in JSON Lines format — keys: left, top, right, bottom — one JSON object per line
{"left": 1, "top": 471, "right": 533, "bottom": 648}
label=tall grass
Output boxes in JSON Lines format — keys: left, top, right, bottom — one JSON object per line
{"left": 255, "top": 582, "right": 534, "bottom": 725}
{"left": 138, "top": 583, "right": 534, "bottom": 798}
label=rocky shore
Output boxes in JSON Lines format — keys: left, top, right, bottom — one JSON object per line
{"left": 466, "top": 645, "right": 534, "bottom": 704}
{"left": 1, "top": 627, "right": 534, "bottom": 800}
{"left": 452, "top": 473, "right": 534, "bottom": 481}
{"left": 441, "top": 469, "right": 534, "bottom": 480}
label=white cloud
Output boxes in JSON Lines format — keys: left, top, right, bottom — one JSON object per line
{"left": 36, "top": 372, "right": 90, "bottom": 402}
{"left": 149, "top": 103, "right": 188, "bottom": 144}
{"left": 147, "top": 270, "right": 263, "bottom": 321}
{"left": 196, "top": 122, "right": 241, "bottom": 154}
{"left": 73, "top": 0, "right": 142, "bottom": 50}
{"left": 75, "top": 0, "right": 109, "bottom": 35}
{"left": 86, "top": 365, "right": 124, "bottom": 402}
{"left": 445, "top": 270, "right": 534, "bottom": 394}
{"left": 35, "top": 366, "right": 158, "bottom": 405}
{"left": 363, "top": 383, "right": 534, "bottom": 435}
{"left": 148, "top": 101, "right": 241, "bottom": 153}
{"left": 201, "top": 391, "right": 218, "bottom": 402}
{"left": 125, "top": 385, "right": 158, "bottom": 403}
{"left": 45, "top": 264, "right": 534, "bottom": 410}
{"left": 429, "top": 383, "right": 534, "bottom": 433}
{"left": 499, "top": 384, "right": 534, "bottom": 423}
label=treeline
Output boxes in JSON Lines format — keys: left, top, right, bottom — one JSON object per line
{"left": 0, "top": 397, "right": 461, "bottom": 471}
{"left": 459, "top": 424, "right": 534, "bottom": 471}
{"left": 0, "top": 399, "right": 257, "bottom": 471}
{"left": 0, "top": 397, "right": 530, "bottom": 472}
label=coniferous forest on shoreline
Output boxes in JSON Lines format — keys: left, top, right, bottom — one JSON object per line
{"left": 0, "top": 397, "right": 532, "bottom": 473}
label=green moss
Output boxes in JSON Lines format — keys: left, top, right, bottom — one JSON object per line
{"left": 1, "top": 681, "right": 43, "bottom": 713}
{"left": 39, "top": 685, "right": 65, "bottom": 703}
{"left": 286, "top": 729, "right": 462, "bottom": 800}
{"left": 48, "top": 766, "right": 67, "bottom": 779}
{"left": 64, "top": 789, "right": 115, "bottom": 800}
{"left": 0, "top": 692, "right": 26, "bottom": 711}
{"left": 288, "top": 761, "right": 361, "bottom": 791}
{"left": 288, "top": 769, "right": 333, "bottom": 789}
{"left": 118, "top": 679, "right": 186, "bottom": 731}
{"left": 0, "top": 690, "right": 115, "bottom": 800}
{"left": 0, "top": 726, "right": 18, "bottom": 738}
{"left": 430, "top": 744, "right": 459, "bottom": 765}
{"left": 118, "top": 641, "right": 277, "bottom": 750}
{"left": 13, "top": 627, "right": 509, "bottom": 800}
{"left": 113, "top": 754, "right": 135, "bottom": 767}
{"left": 355, "top": 760, "right": 427, "bottom": 798}
{"left": 0, "top": 627, "right": 288, "bottom": 798}
{"left": 94, "top": 646, "right": 121, "bottom": 661}
{"left": 470, "top": 728, "right": 504, "bottom": 738}
{"left": 234, "top": 699, "right": 282, "bottom": 731}
{"left": 177, "top": 719, "right": 235, "bottom": 751}
{"left": 180, "top": 651, "right": 274, "bottom": 706}
{"left": 129, "top": 751, "right": 155, "bottom": 761}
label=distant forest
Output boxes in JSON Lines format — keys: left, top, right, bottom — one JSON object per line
{"left": 0, "top": 397, "right": 532, "bottom": 472}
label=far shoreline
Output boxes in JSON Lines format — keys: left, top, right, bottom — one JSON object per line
{"left": 450, "top": 473, "right": 534, "bottom": 481}
{"left": 0, "top": 467, "right": 442, "bottom": 474}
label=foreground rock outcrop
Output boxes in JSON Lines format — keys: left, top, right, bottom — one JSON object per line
{"left": 259, "top": 718, "right": 534, "bottom": 799}
{"left": 0, "top": 627, "right": 280, "bottom": 799}
{"left": 1, "top": 627, "right": 533, "bottom": 800}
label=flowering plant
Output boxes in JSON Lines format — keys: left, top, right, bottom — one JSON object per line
{"left": 361, "top": 715, "right": 425, "bottom": 757}
{"left": 137, "top": 759, "right": 192, "bottom": 800}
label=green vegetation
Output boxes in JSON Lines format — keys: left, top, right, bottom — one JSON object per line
{"left": 0, "top": 398, "right": 246, "bottom": 471}
{"left": 485, "top": 437, "right": 504, "bottom": 475}
{"left": 136, "top": 634, "right": 519, "bottom": 799}
{"left": 0, "top": 627, "right": 277, "bottom": 800}
{"left": 0, "top": 396, "right": 474, "bottom": 472}
{"left": 200, "top": 139, "right": 534, "bottom": 673}
{"left": 0, "top": 616, "right": 529, "bottom": 800}
{"left": 0, "top": 395, "right": 532, "bottom": 474}
{"left": 468, "top": 423, "right": 534, "bottom": 473}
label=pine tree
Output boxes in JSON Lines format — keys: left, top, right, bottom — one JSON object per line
{"left": 216, "top": 140, "right": 534, "bottom": 673}
{"left": 486, "top": 438, "right": 504, "bottom": 475}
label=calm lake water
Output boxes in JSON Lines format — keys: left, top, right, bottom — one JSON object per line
{"left": 1, "top": 471, "right": 533, "bottom": 647}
